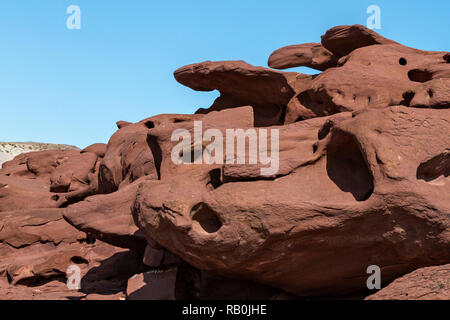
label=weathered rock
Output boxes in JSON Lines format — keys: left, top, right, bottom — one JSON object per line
{"left": 321, "top": 24, "right": 397, "bottom": 57}
{"left": 268, "top": 43, "right": 338, "bottom": 71}
{"left": 366, "top": 264, "right": 450, "bottom": 300}
{"left": 0, "top": 142, "right": 78, "bottom": 168}
{"left": 0, "top": 207, "right": 144, "bottom": 299}
{"left": 133, "top": 106, "right": 450, "bottom": 297}
{"left": 0, "top": 148, "right": 102, "bottom": 210}
{"left": 174, "top": 60, "right": 307, "bottom": 126}
{"left": 0, "top": 279, "right": 86, "bottom": 300}
{"left": 287, "top": 44, "right": 449, "bottom": 121}
{"left": 265, "top": 25, "right": 450, "bottom": 123}
{"left": 0, "top": 175, "right": 58, "bottom": 211}
{"left": 26, "top": 150, "right": 81, "bottom": 180}
{"left": 63, "top": 178, "right": 148, "bottom": 249}
{"left": 50, "top": 151, "right": 98, "bottom": 193}
{"left": 0, "top": 208, "right": 87, "bottom": 285}
{"left": 98, "top": 120, "right": 159, "bottom": 193}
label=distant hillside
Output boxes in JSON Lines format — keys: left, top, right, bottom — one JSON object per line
{"left": 0, "top": 142, "right": 79, "bottom": 167}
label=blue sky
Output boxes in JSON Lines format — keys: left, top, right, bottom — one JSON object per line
{"left": 0, "top": 1, "right": 449, "bottom": 148}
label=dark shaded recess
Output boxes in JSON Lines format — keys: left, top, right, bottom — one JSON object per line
{"left": 50, "top": 184, "right": 70, "bottom": 193}
{"left": 318, "top": 120, "right": 335, "bottom": 139}
{"left": 98, "top": 164, "right": 119, "bottom": 194}
{"left": 296, "top": 90, "right": 335, "bottom": 118}
{"left": 196, "top": 271, "right": 293, "bottom": 300}
{"left": 399, "top": 57, "right": 407, "bottom": 66}
{"left": 191, "top": 203, "right": 223, "bottom": 233}
{"left": 278, "top": 104, "right": 287, "bottom": 125}
{"left": 417, "top": 151, "right": 450, "bottom": 182}
{"left": 245, "top": 104, "right": 285, "bottom": 127}
{"left": 59, "top": 187, "right": 96, "bottom": 208}
{"left": 147, "top": 134, "right": 162, "bottom": 180}
{"left": 408, "top": 69, "right": 433, "bottom": 83}
{"left": 312, "top": 142, "right": 319, "bottom": 153}
{"left": 6, "top": 272, "right": 13, "bottom": 284}
{"left": 196, "top": 102, "right": 285, "bottom": 127}
{"left": 80, "top": 250, "right": 145, "bottom": 295}
{"left": 127, "top": 262, "right": 200, "bottom": 300}
{"left": 326, "top": 130, "right": 374, "bottom": 201}
{"left": 207, "top": 168, "right": 223, "bottom": 189}
{"left": 400, "top": 90, "right": 415, "bottom": 107}
{"left": 71, "top": 256, "right": 89, "bottom": 264}
{"left": 14, "top": 273, "right": 66, "bottom": 287}
{"left": 144, "top": 121, "right": 155, "bottom": 129}
{"left": 444, "top": 53, "right": 450, "bottom": 63}
{"left": 86, "top": 233, "right": 96, "bottom": 244}
{"left": 175, "top": 262, "right": 200, "bottom": 300}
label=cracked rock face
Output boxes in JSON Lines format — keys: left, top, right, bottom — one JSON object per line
{"left": 1, "top": 24, "right": 449, "bottom": 299}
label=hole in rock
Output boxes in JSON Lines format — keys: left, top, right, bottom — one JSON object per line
{"left": 51, "top": 194, "right": 59, "bottom": 201}
{"left": 86, "top": 233, "right": 96, "bottom": 244}
{"left": 416, "top": 151, "right": 450, "bottom": 182}
{"left": 326, "top": 131, "right": 374, "bottom": 201}
{"left": 399, "top": 58, "right": 407, "bottom": 66}
{"left": 312, "top": 143, "right": 319, "bottom": 153}
{"left": 71, "top": 256, "right": 89, "bottom": 264}
{"left": 6, "top": 271, "right": 13, "bottom": 284}
{"left": 207, "top": 168, "right": 223, "bottom": 189}
{"left": 408, "top": 69, "right": 433, "bottom": 83}
{"left": 318, "top": 120, "right": 334, "bottom": 140}
{"left": 428, "top": 89, "right": 434, "bottom": 98}
{"left": 50, "top": 185, "right": 69, "bottom": 193}
{"left": 296, "top": 91, "right": 336, "bottom": 117}
{"left": 147, "top": 134, "right": 162, "bottom": 180}
{"left": 144, "top": 121, "right": 155, "bottom": 129}
{"left": 191, "top": 203, "right": 223, "bottom": 233}
{"left": 400, "top": 91, "right": 415, "bottom": 106}
{"left": 376, "top": 154, "right": 383, "bottom": 165}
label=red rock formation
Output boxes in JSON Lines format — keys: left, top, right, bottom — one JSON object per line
{"left": 0, "top": 24, "right": 449, "bottom": 300}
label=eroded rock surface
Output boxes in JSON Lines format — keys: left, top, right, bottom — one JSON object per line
{"left": 0, "top": 25, "right": 449, "bottom": 300}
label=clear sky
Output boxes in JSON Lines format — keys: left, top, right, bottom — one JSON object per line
{"left": 0, "top": 0, "right": 449, "bottom": 148}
